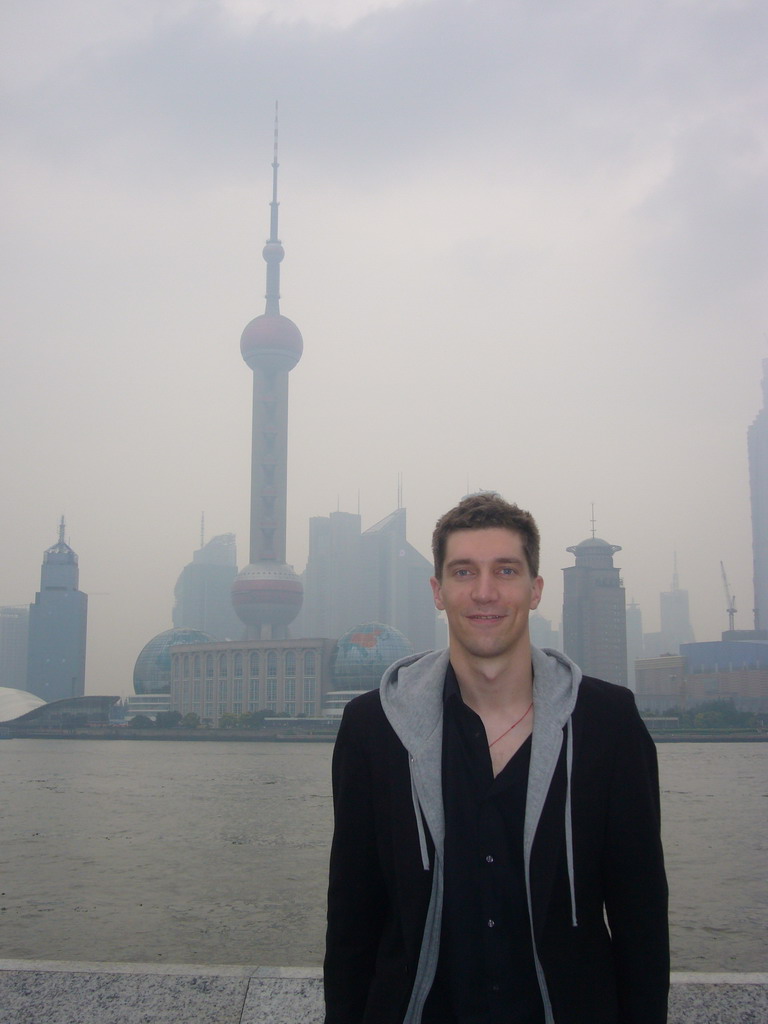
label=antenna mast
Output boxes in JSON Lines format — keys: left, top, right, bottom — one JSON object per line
{"left": 264, "top": 101, "right": 282, "bottom": 315}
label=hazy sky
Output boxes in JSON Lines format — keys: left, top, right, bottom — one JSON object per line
{"left": 1, "top": 0, "right": 766, "bottom": 696}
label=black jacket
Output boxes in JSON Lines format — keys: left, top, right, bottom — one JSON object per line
{"left": 324, "top": 657, "right": 669, "bottom": 1024}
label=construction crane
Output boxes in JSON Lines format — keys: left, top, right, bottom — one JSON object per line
{"left": 720, "top": 562, "right": 737, "bottom": 631}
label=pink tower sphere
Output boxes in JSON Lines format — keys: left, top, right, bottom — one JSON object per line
{"left": 240, "top": 313, "right": 303, "bottom": 373}
{"left": 231, "top": 561, "right": 304, "bottom": 628}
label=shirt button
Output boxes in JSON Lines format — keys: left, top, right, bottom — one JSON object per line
{"left": 488, "top": 919, "right": 495, "bottom": 928}
{"left": 485, "top": 854, "right": 494, "bottom": 863}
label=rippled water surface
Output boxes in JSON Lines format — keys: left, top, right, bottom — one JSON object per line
{"left": 0, "top": 739, "right": 765, "bottom": 969}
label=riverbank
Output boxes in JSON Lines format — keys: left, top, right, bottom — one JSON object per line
{"left": 7, "top": 725, "right": 767, "bottom": 741}
{"left": 7, "top": 727, "right": 337, "bottom": 741}
{"left": 0, "top": 961, "right": 765, "bottom": 1024}
{"left": 651, "top": 730, "right": 767, "bottom": 742}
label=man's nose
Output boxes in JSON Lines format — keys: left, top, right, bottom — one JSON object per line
{"left": 471, "top": 570, "right": 498, "bottom": 602}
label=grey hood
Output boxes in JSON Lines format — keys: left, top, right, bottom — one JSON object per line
{"left": 380, "top": 645, "right": 581, "bottom": 738}
{"left": 378, "top": 644, "right": 583, "bottom": 1024}
{"left": 378, "top": 645, "right": 583, "bottom": 863}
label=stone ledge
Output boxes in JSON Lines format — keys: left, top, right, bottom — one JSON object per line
{"left": 0, "top": 961, "right": 765, "bottom": 1024}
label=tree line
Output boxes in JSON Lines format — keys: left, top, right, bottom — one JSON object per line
{"left": 652, "top": 699, "right": 765, "bottom": 731}
{"left": 128, "top": 710, "right": 274, "bottom": 730}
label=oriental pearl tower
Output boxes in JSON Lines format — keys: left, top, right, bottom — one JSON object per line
{"left": 231, "top": 111, "right": 304, "bottom": 639}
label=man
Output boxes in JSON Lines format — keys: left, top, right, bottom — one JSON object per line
{"left": 324, "top": 493, "right": 669, "bottom": 1024}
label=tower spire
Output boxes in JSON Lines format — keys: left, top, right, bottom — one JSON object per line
{"left": 58, "top": 515, "right": 66, "bottom": 546}
{"left": 270, "top": 102, "right": 279, "bottom": 241}
{"left": 265, "top": 101, "right": 281, "bottom": 316}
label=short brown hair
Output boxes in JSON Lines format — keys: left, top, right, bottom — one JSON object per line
{"left": 432, "top": 492, "right": 540, "bottom": 579}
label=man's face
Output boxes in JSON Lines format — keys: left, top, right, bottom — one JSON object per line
{"left": 430, "top": 527, "right": 543, "bottom": 663}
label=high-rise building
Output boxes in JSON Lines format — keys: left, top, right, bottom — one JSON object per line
{"left": 230, "top": 110, "right": 304, "bottom": 640}
{"left": 625, "top": 599, "right": 643, "bottom": 691}
{"left": 0, "top": 606, "right": 29, "bottom": 689}
{"left": 26, "top": 518, "right": 88, "bottom": 701}
{"left": 359, "top": 508, "right": 436, "bottom": 653}
{"left": 748, "top": 358, "right": 768, "bottom": 630}
{"left": 529, "top": 611, "right": 560, "bottom": 651}
{"left": 173, "top": 533, "right": 242, "bottom": 640}
{"left": 562, "top": 534, "right": 628, "bottom": 686}
{"left": 658, "top": 556, "right": 695, "bottom": 654}
{"left": 297, "top": 510, "right": 364, "bottom": 640}
{"left": 295, "top": 506, "right": 437, "bottom": 652}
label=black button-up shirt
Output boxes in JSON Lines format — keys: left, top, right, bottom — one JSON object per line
{"left": 423, "top": 664, "right": 545, "bottom": 1024}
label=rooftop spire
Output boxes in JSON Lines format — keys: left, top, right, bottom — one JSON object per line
{"left": 263, "top": 101, "right": 283, "bottom": 316}
{"left": 269, "top": 101, "right": 280, "bottom": 243}
{"left": 58, "top": 515, "right": 66, "bottom": 545}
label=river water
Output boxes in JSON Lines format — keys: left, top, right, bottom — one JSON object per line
{"left": 0, "top": 739, "right": 765, "bottom": 970}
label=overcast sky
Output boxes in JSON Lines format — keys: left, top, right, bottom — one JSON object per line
{"left": 1, "top": 0, "right": 766, "bottom": 696}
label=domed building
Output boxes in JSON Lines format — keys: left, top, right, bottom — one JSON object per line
{"left": 324, "top": 622, "right": 413, "bottom": 719}
{"left": 133, "top": 628, "right": 215, "bottom": 696}
{"left": 0, "top": 686, "right": 45, "bottom": 724}
{"left": 0, "top": 687, "right": 119, "bottom": 732}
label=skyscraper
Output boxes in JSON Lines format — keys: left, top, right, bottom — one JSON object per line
{"left": 298, "top": 510, "right": 364, "bottom": 640}
{"left": 625, "top": 599, "right": 643, "bottom": 691}
{"left": 658, "top": 556, "right": 695, "bottom": 654}
{"left": 359, "top": 507, "right": 436, "bottom": 653}
{"left": 231, "top": 110, "right": 304, "bottom": 640}
{"left": 0, "top": 606, "right": 29, "bottom": 689}
{"left": 295, "top": 506, "right": 437, "bottom": 652}
{"left": 562, "top": 533, "right": 628, "bottom": 686}
{"left": 173, "top": 532, "right": 242, "bottom": 640}
{"left": 26, "top": 518, "right": 88, "bottom": 701}
{"left": 748, "top": 358, "right": 768, "bottom": 630}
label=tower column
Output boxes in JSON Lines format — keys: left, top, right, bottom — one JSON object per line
{"left": 250, "top": 368, "right": 290, "bottom": 564}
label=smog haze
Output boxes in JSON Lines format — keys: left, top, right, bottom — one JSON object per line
{"left": 1, "top": 0, "right": 766, "bottom": 694}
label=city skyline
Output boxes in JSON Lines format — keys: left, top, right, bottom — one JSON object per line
{"left": 0, "top": 0, "right": 765, "bottom": 694}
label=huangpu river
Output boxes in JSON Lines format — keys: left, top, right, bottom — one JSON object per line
{"left": 0, "top": 738, "right": 765, "bottom": 970}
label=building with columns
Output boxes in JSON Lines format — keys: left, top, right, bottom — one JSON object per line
{"left": 170, "top": 638, "right": 336, "bottom": 725}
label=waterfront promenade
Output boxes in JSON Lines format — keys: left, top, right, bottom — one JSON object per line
{"left": 0, "top": 961, "right": 766, "bottom": 1023}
